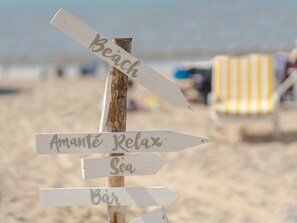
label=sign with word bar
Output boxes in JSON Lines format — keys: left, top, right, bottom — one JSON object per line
{"left": 40, "top": 187, "right": 178, "bottom": 206}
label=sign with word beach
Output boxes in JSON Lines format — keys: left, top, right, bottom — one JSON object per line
{"left": 36, "top": 131, "right": 208, "bottom": 154}
{"left": 50, "top": 8, "right": 190, "bottom": 108}
{"left": 40, "top": 187, "right": 178, "bottom": 206}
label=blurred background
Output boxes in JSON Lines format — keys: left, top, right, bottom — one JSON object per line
{"left": 1, "top": 1, "right": 297, "bottom": 223}
{"left": 1, "top": 0, "right": 297, "bottom": 69}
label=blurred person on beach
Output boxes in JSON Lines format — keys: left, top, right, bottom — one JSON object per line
{"left": 282, "top": 47, "right": 297, "bottom": 101}
{"left": 273, "top": 52, "right": 288, "bottom": 83}
{"left": 127, "top": 80, "right": 143, "bottom": 111}
{"left": 80, "top": 62, "right": 97, "bottom": 76}
{"left": 56, "top": 66, "right": 64, "bottom": 78}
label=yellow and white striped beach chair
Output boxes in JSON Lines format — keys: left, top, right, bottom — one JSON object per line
{"left": 209, "top": 54, "right": 297, "bottom": 138}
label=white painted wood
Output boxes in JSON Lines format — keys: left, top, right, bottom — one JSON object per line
{"left": 99, "top": 73, "right": 112, "bottom": 132}
{"left": 50, "top": 9, "right": 190, "bottom": 109}
{"left": 82, "top": 154, "right": 165, "bottom": 179}
{"left": 129, "top": 208, "right": 170, "bottom": 223}
{"left": 36, "top": 131, "right": 208, "bottom": 154}
{"left": 39, "top": 187, "right": 178, "bottom": 206}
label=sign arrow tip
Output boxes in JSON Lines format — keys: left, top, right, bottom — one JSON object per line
{"left": 50, "top": 8, "right": 64, "bottom": 24}
{"left": 201, "top": 137, "right": 210, "bottom": 143}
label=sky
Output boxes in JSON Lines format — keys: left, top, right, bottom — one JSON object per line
{"left": 0, "top": 0, "right": 297, "bottom": 63}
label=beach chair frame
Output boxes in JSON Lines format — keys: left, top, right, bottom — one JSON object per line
{"left": 208, "top": 54, "right": 297, "bottom": 139}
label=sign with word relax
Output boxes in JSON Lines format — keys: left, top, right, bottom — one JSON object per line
{"left": 129, "top": 208, "right": 169, "bottom": 223}
{"left": 50, "top": 8, "right": 190, "bottom": 109}
{"left": 36, "top": 131, "right": 208, "bottom": 154}
{"left": 82, "top": 154, "right": 165, "bottom": 179}
{"left": 40, "top": 187, "right": 178, "bottom": 206}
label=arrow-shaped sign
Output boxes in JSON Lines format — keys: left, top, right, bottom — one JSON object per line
{"left": 40, "top": 187, "right": 178, "bottom": 206}
{"left": 82, "top": 154, "right": 165, "bottom": 179}
{"left": 36, "top": 131, "right": 208, "bottom": 154}
{"left": 129, "top": 208, "right": 170, "bottom": 223}
{"left": 50, "top": 8, "right": 190, "bottom": 109}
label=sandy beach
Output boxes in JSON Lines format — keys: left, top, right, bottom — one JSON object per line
{"left": 1, "top": 76, "right": 297, "bottom": 223}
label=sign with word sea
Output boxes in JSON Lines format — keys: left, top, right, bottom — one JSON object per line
{"left": 40, "top": 187, "right": 178, "bottom": 206}
{"left": 50, "top": 8, "right": 190, "bottom": 109}
{"left": 36, "top": 131, "right": 208, "bottom": 154}
{"left": 82, "top": 154, "right": 165, "bottom": 179}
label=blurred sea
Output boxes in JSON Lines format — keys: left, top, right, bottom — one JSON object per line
{"left": 1, "top": 0, "right": 297, "bottom": 65}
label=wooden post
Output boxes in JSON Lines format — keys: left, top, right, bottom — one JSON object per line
{"left": 104, "top": 38, "right": 132, "bottom": 223}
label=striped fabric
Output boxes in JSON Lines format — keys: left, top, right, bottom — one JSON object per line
{"left": 212, "top": 55, "right": 274, "bottom": 116}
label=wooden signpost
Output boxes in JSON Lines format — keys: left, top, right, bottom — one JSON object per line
{"left": 82, "top": 154, "right": 165, "bottom": 179}
{"left": 104, "top": 37, "right": 130, "bottom": 223}
{"left": 36, "top": 8, "right": 209, "bottom": 223}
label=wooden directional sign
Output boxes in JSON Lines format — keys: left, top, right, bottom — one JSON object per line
{"left": 82, "top": 154, "right": 165, "bottom": 179}
{"left": 50, "top": 9, "right": 190, "bottom": 109}
{"left": 129, "top": 208, "right": 169, "bottom": 223}
{"left": 40, "top": 187, "right": 178, "bottom": 206}
{"left": 36, "top": 131, "right": 208, "bottom": 154}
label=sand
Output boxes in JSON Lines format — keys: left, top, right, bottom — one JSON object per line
{"left": 1, "top": 76, "right": 297, "bottom": 223}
